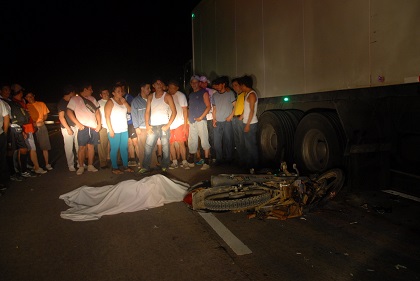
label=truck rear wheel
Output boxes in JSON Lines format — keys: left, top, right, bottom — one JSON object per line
{"left": 294, "top": 112, "right": 346, "bottom": 173}
{"left": 258, "top": 110, "right": 302, "bottom": 167}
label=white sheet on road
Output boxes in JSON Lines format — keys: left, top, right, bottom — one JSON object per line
{"left": 59, "top": 175, "right": 188, "bottom": 221}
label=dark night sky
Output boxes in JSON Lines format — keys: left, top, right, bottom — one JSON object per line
{"left": 0, "top": 0, "right": 201, "bottom": 102}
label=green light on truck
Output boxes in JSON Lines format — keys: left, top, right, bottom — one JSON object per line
{"left": 192, "top": 13, "right": 196, "bottom": 18}
{"left": 283, "top": 97, "right": 289, "bottom": 102}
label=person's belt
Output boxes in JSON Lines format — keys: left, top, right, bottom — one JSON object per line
{"left": 233, "top": 115, "right": 241, "bottom": 117}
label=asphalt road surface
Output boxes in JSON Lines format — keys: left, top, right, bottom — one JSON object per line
{"left": 0, "top": 129, "right": 419, "bottom": 281}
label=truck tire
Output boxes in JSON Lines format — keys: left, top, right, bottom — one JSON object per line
{"left": 294, "top": 112, "right": 346, "bottom": 173}
{"left": 204, "top": 189, "right": 271, "bottom": 211}
{"left": 258, "top": 111, "right": 298, "bottom": 167}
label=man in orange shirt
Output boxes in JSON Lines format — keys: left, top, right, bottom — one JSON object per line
{"left": 25, "top": 91, "right": 53, "bottom": 171}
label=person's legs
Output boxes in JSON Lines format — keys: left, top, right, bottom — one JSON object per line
{"left": 127, "top": 138, "right": 136, "bottom": 163}
{"left": 108, "top": 132, "right": 121, "bottom": 169}
{"left": 213, "top": 122, "right": 223, "bottom": 162}
{"left": 161, "top": 127, "right": 170, "bottom": 169}
{"left": 61, "top": 127, "right": 75, "bottom": 169}
{"left": 232, "top": 117, "right": 244, "bottom": 163}
{"left": 119, "top": 131, "right": 129, "bottom": 167}
{"left": 142, "top": 126, "right": 159, "bottom": 170}
{"left": 132, "top": 136, "right": 139, "bottom": 163}
{"left": 187, "top": 122, "right": 198, "bottom": 164}
{"left": 244, "top": 123, "right": 259, "bottom": 168}
{"left": 25, "top": 133, "right": 42, "bottom": 171}
{"left": 207, "top": 119, "right": 215, "bottom": 159}
{"left": 98, "top": 127, "right": 109, "bottom": 167}
{"left": 178, "top": 141, "right": 187, "bottom": 161}
{"left": 170, "top": 142, "right": 177, "bottom": 162}
{"left": 127, "top": 124, "right": 137, "bottom": 165}
{"left": 76, "top": 127, "right": 90, "bottom": 172}
{"left": 36, "top": 124, "right": 51, "bottom": 168}
{"left": 87, "top": 128, "right": 99, "bottom": 168}
{"left": 0, "top": 132, "right": 9, "bottom": 183}
{"left": 197, "top": 120, "right": 211, "bottom": 169}
{"left": 77, "top": 146, "right": 85, "bottom": 168}
{"left": 87, "top": 144, "right": 95, "bottom": 166}
{"left": 136, "top": 128, "right": 147, "bottom": 168}
{"left": 42, "top": 150, "right": 49, "bottom": 167}
{"left": 223, "top": 121, "right": 234, "bottom": 162}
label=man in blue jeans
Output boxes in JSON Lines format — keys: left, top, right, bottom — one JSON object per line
{"left": 138, "top": 79, "right": 176, "bottom": 173}
{"left": 211, "top": 76, "right": 236, "bottom": 165}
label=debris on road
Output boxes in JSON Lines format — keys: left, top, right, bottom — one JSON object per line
{"left": 395, "top": 264, "right": 407, "bottom": 270}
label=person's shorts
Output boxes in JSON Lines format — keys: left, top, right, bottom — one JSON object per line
{"left": 25, "top": 132, "right": 36, "bottom": 150}
{"left": 8, "top": 126, "right": 27, "bottom": 151}
{"left": 128, "top": 124, "right": 137, "bottom": 139}
{"left": 36, "top": 124, "right": 51, "bottom": 150}
{"left": 170, "top": 124, "right": 189, "bottom": 144}
{"left": 77, "top": 127, "right": 99, "bottom": 146}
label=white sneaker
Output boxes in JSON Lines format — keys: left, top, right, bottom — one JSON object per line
{"left": 45, "top": 164, "right": 53, "bottom": 171}
{"left": 76, "top": 167, "right": 84, "bottom": 175}
{"left": 200, "top": 163, "right": 210, "bottom": 170}
{"left": 34, "top": 168, "right": 47, "bottom": 174}
{"left": 169, "top": 162, "right": 179, "bottom": 169}
{"left": 87, "top": 165, "right": 98, "bottom": 172}
{"left": 69, "top": 167, "right": 76, "bottom": 172}
{"left": 187, "top": 162, "right": 195, "bottom": 168}
{"left": 182, "top": 160, "right": 190, "bottom": 170}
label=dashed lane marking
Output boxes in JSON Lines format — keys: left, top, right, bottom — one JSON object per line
{"left": 199, "top": 212, "right": 252, "bottom": 256}
{"left": 382, "top": 190, "right": 420, "bottom": 203}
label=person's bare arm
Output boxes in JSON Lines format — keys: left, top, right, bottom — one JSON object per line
{"left": 59, "top": 111, "right": 74, "bottom": 135}
{"left": 163, "top": 94, "right": 177, "bottom": 131}
{"left": 196, "top": 92, "right": 211, "bottom": 122}
{"left": 145, "top": 95, "right": 153, "bottom": 134}
{"left": 95, "top": 109, "right": 102, "bottom": 132}
{"left": 226, "top": 101, "right": 236, "bottom": 122}
{"left": 105, "top": 100, "right": 114, "bottom": 137}
{"left": 67, "top": 109, "right": 84, "bottom": 130}
{"left": 244, "top": 92, "right": 256, "bottom": 132}
{"left": 3, "top": 114, "right": 10, "bottom": 134}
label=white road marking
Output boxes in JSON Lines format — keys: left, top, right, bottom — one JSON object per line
{"left": 382, "top": 190, "right": 420, "bottom": 203}
{"left": 199, "top": 212, "right": 252, "bottom": 256}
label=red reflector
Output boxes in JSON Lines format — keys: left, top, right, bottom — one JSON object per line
{"left": 183, "top": 192, "right": 193, "bottom": 206}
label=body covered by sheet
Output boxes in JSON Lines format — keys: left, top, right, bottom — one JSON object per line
{"left": 59, "top": 174, "right": 188, "bottom": 221}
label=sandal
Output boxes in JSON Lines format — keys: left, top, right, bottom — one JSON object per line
{"left": 123, "top": 167, "right": 134, "bottom": 173}
{"left": 112, "top": 169, "right": 123, "bottom": 175}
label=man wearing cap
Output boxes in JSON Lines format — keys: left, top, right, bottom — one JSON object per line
{"left": 199, "top": 75, "right": 216, "bottom": 162}
{"left": 187, "top": 75, "right": 211, "bottom": 170}
{"left": 9, "top": 84, "right": 36, "bottom": 178}
{"left": 0, "top": 85, "right": 23, "bottom": 181}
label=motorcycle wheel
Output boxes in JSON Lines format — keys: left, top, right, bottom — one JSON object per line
{"left": 306, "top": 169, "right": 345, "bottom": 211}
{"left": 204, "top": 189, "right": 271, "bottom": 211}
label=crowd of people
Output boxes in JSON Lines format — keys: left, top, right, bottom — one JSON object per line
{"left": 0, "top": 74, "right": 259, "bottom": 189}
{"left": 0, "top": 84, "right": 53, "bottom": 189}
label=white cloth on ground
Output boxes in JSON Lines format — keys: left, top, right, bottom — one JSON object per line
{"left": 59, "top": 174, "right": 188, "bottom": 221}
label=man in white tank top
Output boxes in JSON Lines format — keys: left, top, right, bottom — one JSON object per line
{"left": 239, "top": 75, "right": 259, "bottom": 169}
{"left": 138, "top": 79, "right": 176, "bottom": 173}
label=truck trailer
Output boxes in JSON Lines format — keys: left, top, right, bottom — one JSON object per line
{"left": 191, "top": 0, "right": 420, "bottom": 188}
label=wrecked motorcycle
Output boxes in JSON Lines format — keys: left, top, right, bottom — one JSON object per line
{"left": 183, "top": 164, "right": 345, "bottom": 220}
